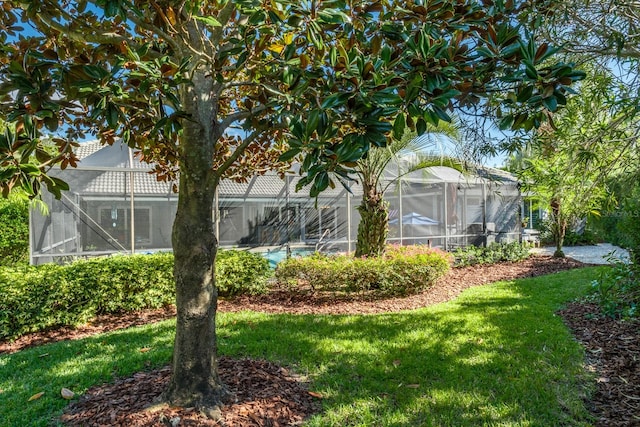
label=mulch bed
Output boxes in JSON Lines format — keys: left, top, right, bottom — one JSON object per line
{"left": 2, "top": 255, "right": 638, "bottom": 426}
{"left": 61, "top": 358, "right": 318, "bottom": 427}
{"left": 559, "top": 302, "right": 640, "bottom": 426}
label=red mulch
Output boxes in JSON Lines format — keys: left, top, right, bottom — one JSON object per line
{"left": 2, "top": 255, "right": 637, "bottom": 426}
{"left": 60, "top": 358, "right": 318, "bottom": 427}
{"left": 559, "top": 302, "right": 640, "bottom": 426}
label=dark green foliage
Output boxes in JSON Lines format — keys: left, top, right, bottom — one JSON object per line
{"left": 0, "top": 254, "right": 175, "bottom": 341}
{"left": 617, "top": 189, "right": 640, "bottom": 267}
{"left": 591, "top": 188, "right": 640, "bottom": 318}
{"left": 0, "top": 250, "right": 271, "bottom": 341}
{"left": 274, "top": 245, "right": 451, "bottom": 297}
{"left": 591, "top": 254, "right": 639, "bottom": 319}
{"left": 563, "top": 228, "right": 597, "bottom": 246}
{"left": 538, "top": 219, "right": 597, "bottom": 247}
{"left": 0, "top": 196, "right": 29, "bottom": 266}
{"left": 216, "top": 249, "right": 271, "bottom": 297}
{"left": 453, "top": 242, "right": 531, "bottom": 267}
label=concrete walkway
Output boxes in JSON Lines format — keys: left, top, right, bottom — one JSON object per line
{"left": 531, "top": 243, "right": 630, "bottom": 265}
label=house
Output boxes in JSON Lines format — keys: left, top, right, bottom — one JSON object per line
{"left": 30, "top": 140, "right": 522, "bottom": 264}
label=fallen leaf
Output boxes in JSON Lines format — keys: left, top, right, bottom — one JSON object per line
{"left": 139, "top": 347, "right": 151, "bottom": 353}
{"left": 61, "top": 388, "right": 75, "bottom": 399}
{"left": 392, "top": 359, "right": 401, "bottom": 367}
{"left": 308, "top": 391, "right": 323, "bottom": 398}
{"left": 38, "top": 353, "right": 50, "bottom": 358}
{"left": 28, "top": 392, "right": 44, "bottom": 401}
{"left": 406, "top": 384, "right": 420, "bottom": 388}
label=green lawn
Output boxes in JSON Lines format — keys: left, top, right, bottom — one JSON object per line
{"left": 0, "top": 267, "right": 601, "bottom": 426}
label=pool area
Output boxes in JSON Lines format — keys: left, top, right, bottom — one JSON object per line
{"left": 260, "top": 247, "right": 317, "bottom": 268}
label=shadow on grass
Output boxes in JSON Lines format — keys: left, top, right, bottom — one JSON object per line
{"left": 217, "top": 267, "right": 601, "bottom": 426}
{"left": 0, "top": 267, "right": 603, "bottom": 427}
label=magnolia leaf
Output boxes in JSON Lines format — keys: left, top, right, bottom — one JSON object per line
{"left": 268, "top": 43, "right": 285, "bottom": 54}
{"left": 406, "top": 384, "right": 420, "bottom": 388}
{"left": 28, "top": 392, "right": 44, "bottom": 401}
{"left": 308, "top": 391, "right": 323, "bottom": 398}
{"left": 393, "top": 114, "right": 405, "bottom": 140}
{"left": 61, "top": 388, "right": 75, "bottom": 399}
{"left": 193, "top": 15, "right": 222, "bottom": 27}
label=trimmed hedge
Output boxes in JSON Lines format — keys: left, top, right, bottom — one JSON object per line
{"left": 452, "top": 242, "right": 530, "bottom": 267}
{"left": 0, "top": 197, "right": 29, "bottom": 266}
{"left": 274, "top": 245, "right": 451, "bottom": 297}
{"left": 216, "top": 249, "right": 271, "bottom": 297}
{"left": 0, "top": 250, "right": 270, "bottom": 341}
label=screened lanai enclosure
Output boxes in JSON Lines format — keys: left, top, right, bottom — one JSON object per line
{"left": 30, "top": 140, "right": 523, "bottom": 265}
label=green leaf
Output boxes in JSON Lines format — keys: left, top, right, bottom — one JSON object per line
{"left": 306, "top": 110, "right": 320, "bottom": 138}
{"left": 393, "top": 114, "right": 406, "bottom": 140}
{"left": 542, "top": 96, "right": 558, "bottom": 112}
{"left": 431, "top": 105, "right": 451, "bottom": 123}
{"left": 106, "top": 103, "right": 120, "bottom": 128}
{"left": 498, "top": 115, "right": 514, "bottom": 131}
{"left": 524, "top": 61, "right": 538, "bottom": 80}
{"left": 380, "top": 45, "right": 392, "bottom": 63}
{"left": 516, "top": 85, "right": 534, "bottom": 103}
{"left": 416, "top": 118, "right": 427, "bottom": 135}
{"left": 83, "top": 65, "right": 109, "bottom": 81}
{"left": 311, "top": 171, "right": 330, "bottom": 197}
{"left": 321, "top": 93, "right": 349, "bottom": 110}
{"left": 329, "top": 46, "right": 338, "bottom": 67}
{"left": 193, "top": 15, "right": 222, "bottom": 27}
{"left": 278, "top": 148, "right": 301, "bottom": 162}
{"left": 249, "top": 10, "right": 267, "bottom": 25}
{"left": 371, "top": 90, "right": 402, "bottom": 106}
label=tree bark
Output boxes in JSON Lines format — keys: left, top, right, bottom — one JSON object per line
{"left": 355, "top": 182, "right": 389, "bottom": 258}
{"left": 163, "top": 72, "right": 229, "bottom": 417}
{"left": 551, "top": 198, "right": 566, "bottom": 258}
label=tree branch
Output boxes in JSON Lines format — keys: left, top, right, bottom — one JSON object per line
{"left": 126, "top": 7, "right": 182, "bottom": 53}
{"left": 218, "top": 105, "right": 269, "bottom": 130}
{"left": 210, "top": 2, "right": 237, "bottom": 46}
{"left": 33, "top": 10, "right": 128, "bottom": 45}
{"left": 212, "top": 131, "right": 260, "bottom": 181}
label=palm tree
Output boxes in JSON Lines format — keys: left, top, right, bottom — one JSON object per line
{"left": 354, "top": 123, "right": 463, "bottom": 257}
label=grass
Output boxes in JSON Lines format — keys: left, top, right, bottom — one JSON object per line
{"left": 0, "top": 267, "right": 602, "bottom": 426}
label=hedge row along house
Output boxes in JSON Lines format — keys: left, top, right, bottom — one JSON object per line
{"left": 30, "top": 140, "right": 523, "bottom": 265}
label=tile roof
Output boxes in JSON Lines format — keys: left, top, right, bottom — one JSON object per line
{"left": 67, "top": 139, "right": 512, "bottom": 198}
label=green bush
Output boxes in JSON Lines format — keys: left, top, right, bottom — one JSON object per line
{"left": 0, "top": 196, "right": 29, "bottom": 266}
{"left": 274, "top": 245, "right": 451, "bottom": 297}
{"left": 563, "top": 228, "right": 597, "bottom": 246}
{"left": 216, "top": 249, "right": 271, "bottom": 297}
{"left": 0, "top": 250, "right": 271, "bottom": 341}
{"left": 453, "top": 242, "right": 530, "bottom": 267}
{"left": 617, "top": 189, "right": 640, "bottom": 267}
{"left": 591, "top": 254, "right": 639, "bottom": 319}
{"left": 0, "top": 254, "right": 175, "bottom": 341}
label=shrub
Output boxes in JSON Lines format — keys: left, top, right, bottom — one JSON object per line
{"left": 216, "top": 249, "right": 271, "bottom": 297}
{"left": 453, "top": 242, "right": 530, "bottom": 267}
{"left": 617, "top": 189, "right": 640, "bottom": 266}
{"left": 0, "top": 250, "right": 271, "bottom": 341}
{"left": 0, "top": 254, "right": 175, "bottom": 341}
{"left": 591, "top": 253, "right": 639, "bottom": 319}
{"left": 0, "top": 196, "right": 29, "bottom": 266}
{"left": 274, "top": 245, "right": 451, "bottom": 297}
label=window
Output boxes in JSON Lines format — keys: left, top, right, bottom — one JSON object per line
{"left": 98, "top": 207, "right": 151, "bottom": 247}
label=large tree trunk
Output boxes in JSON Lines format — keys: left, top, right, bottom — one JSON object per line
{"left": 355, "top": 182, "right": 389, "bottom": 258}
{"left": 163, "top": 72, "right": 229, "bottom": 417}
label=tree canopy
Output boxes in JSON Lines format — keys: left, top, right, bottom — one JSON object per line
{"left": 510, "top": 65, "right": 637, "bottom": 256}
{"left": 0, "top": 0, "right": 584, "bottom": 416}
